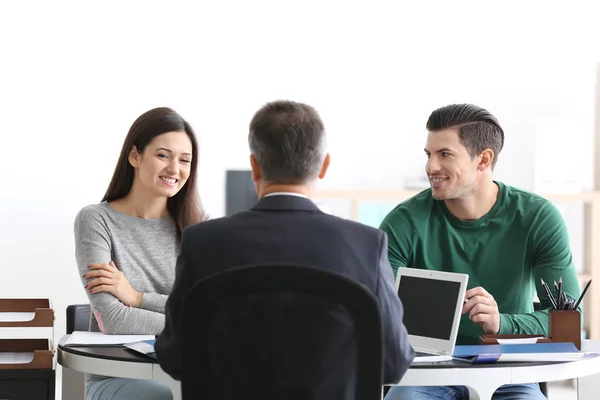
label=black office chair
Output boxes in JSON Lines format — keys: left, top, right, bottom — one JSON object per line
{"left": 66, "top": 304, "right": 91, "bottom": 334}
{"left": 180, "top": 264, "right": 384, "bottom": 400}
{"left": 63, "top": 304, "right": 92, "bottom": 400}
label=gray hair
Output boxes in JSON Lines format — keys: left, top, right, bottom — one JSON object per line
{"left": 249, "top": 100, "right": 326, "bottom": 184}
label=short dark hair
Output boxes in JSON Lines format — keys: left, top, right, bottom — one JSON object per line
{"left": 102, "top": 107, "right": 204, "bottom": 238}
{"left": 249, "top": 100, "right": 326, "bottom": 184}
{"left": 426, "top": 104, "right": 504, "bottom": 168}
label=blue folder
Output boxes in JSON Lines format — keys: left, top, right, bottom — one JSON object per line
{"left": 452, "top": 342, "right": 584, "bottom": 363}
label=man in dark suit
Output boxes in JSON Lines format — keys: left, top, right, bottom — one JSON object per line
{"left": 155, "top": 100, "right": 414, "bottom": 397}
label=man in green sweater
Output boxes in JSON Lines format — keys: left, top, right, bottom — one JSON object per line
{"left": 381, "top": 104, "right": 581, "bottom": 400}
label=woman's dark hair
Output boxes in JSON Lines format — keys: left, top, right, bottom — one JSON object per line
{"left": 102, "top": 107, "right": 204, "bottom": 237}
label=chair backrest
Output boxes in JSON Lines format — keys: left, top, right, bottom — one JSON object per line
{"left": 180, "top": 264, "right": 384, "bottom": 400}
{"left": 63, "top": 304, "right": 92, "bottom": 400}
{"left": 66, "top": 304, "right": 91, "bottom": 334}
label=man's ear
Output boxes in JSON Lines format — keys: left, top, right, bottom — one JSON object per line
{"left": 477, "top": 149, "right": 494, "bottom": 171}
{"left": 128, "top": 145, "right": 141, "bottom": 168}
{"left": 249, "top": 154, "right": 261, "bottom": 182}
{"left": 318, "top": 153, "right": 331, "bottom": 179}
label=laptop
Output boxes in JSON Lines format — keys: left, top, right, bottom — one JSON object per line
{"left": 123, "top": 339, "right": 157, "bottom": 360}
{"left": 395, "top": 267, "right": 469, "bottom": 363}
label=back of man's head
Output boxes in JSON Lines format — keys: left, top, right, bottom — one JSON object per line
{"left": 249, "top": 100, "right": 326, "bottom": 184}
{"left": 426, "top": 103, "right": 504, "bottom": 169}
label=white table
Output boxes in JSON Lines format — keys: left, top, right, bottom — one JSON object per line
{"left": 57, "top": 335, "right": 180, "bottom": 400}
{"left": 58, "top": 334, "right": 600, "bottom": 400}
{"left": 393, "top": 340, "right": 600, "bottom": 399}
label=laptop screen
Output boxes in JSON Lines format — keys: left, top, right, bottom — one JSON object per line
{"left": 397, "top": 275, "right": 462, "bottom": 340}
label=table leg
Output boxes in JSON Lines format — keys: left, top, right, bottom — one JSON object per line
{"left": 152, "top": 365, "right": 181, "bottom": 400}
{"left": 61, "top": 367, "right": 85, "bottom": 400}
{"left": 164, "top": 380, "right": 181, "bottom": 400}
{"left": 465, "top": 384, "right": 498, "bottom": 400}
{"left": 577, "top": 372, "right": 600, "bottom": 399}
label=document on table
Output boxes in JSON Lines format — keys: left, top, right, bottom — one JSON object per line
{"left": 64, "top": 331, "right": 155, "bottom": 347}
{"left": 496, "top": 337, "right": 545, "bottom": 345}
{"left": 0, "top": 312, "right": 36, "bottom": 322}
{"left": 0, "top": 352, "right": 35, "bottom": 364}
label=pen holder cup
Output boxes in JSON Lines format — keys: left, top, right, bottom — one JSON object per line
{"left": 548, "top": 309, "right": 581, "bottom": 350}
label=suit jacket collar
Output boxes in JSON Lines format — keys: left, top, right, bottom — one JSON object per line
{"left": 251, "top": 194, "right": 322, "bottom": 213}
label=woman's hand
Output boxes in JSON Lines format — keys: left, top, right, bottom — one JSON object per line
{"left": 83, "top": 261, "right": 143, "bottom": 308}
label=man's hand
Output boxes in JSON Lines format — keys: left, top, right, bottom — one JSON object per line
{"left": 463, "top": 286, "right": 500, "bottom": 334}
{"left": 83, "top": 261, "right": 143, "bottom": 308}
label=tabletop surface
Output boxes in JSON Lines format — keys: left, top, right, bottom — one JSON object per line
{"left": 58, "top": 341, "right": 155, "bottom": 364}
{"left": 409, "top": 359, "right": 569, "bottom": 369}
{"left": 58, "top": 335, "right": 573, "bottom": 370}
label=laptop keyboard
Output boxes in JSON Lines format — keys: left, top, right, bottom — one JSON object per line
{"left": 415, "top": 351, "right": 432, "bottom": 357}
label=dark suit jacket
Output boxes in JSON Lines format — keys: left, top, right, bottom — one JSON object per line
{"left": 155, "top": 194, "right": 414, "bottom": 397}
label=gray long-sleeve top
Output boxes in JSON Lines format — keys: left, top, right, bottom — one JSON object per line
{"left": 74, "top": 201, "right": 178, "bottom": 382}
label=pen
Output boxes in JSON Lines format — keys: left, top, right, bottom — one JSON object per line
{"left": 553, "top": 281, "right": 560, "bottom": 308}
{"left": 557, "top": 277, "right": 563, "bottom": 309}
{"left": 541, "top": 278, "right": 558, "bottom": 309}
{"left": 572, "top": 279, "right": 592, "bottom": 310}
{"left": 561, "top": 292, "right": 569, "bottom": 310}
{"left": 566, "top": 297, "right": 576, "bottom": 310}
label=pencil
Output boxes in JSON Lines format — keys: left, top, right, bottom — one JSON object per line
{"left": 573, "top": 280, "right": 592, "bottom": 310}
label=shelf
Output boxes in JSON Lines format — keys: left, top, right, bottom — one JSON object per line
{"left": 315, "top": 189, "right": 600, "bottom": 203}
{"left": 0, "top": 299, "right": 54, "bottom": 328}
{"left": 0, "top": 339, "right": 54, "bottom": 370}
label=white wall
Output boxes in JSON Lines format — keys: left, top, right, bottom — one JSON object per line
{"left": 0, "top": 1, "right": 599, "bottom": 397}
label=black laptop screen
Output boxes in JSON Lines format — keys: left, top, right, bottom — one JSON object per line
{"left": 397, "top": 275, "right": 461, "bottom": 340}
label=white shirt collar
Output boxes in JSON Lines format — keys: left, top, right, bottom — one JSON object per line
{"left": 264, "top": 192, "right": 309, "bottom": 199}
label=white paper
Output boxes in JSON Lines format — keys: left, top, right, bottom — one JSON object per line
{"left": 496, "top": 337, "right": 545, "bottom": 345}
{"left": 0, "top": 352, "right": 34, "bottom": 364}
{"left": 65, "top": 331, "right": 155, "bottom": 346}
{"left": 0, "top": 327, "right": 53, "bottom": 339}
{"left": 0, "top": 312, "right": 35, "bottom": 322}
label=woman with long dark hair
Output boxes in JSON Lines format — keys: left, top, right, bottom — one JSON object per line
{"left": 74, "top": 107, "right": 204, "bottom": 400}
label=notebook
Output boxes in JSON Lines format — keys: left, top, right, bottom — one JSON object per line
{"left": 64, "top": 331, "right": 156, "bottom": 347}
{"left": 452, "top": 342, "right": 588, "bottom": 363}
